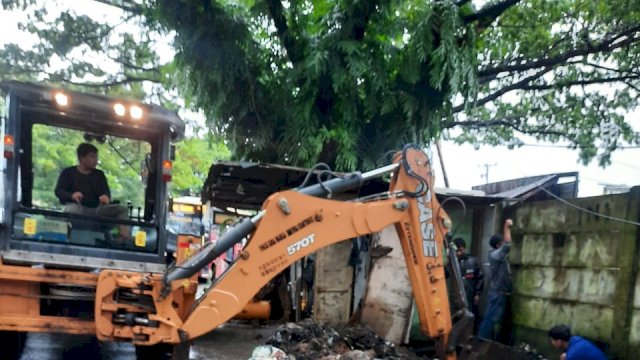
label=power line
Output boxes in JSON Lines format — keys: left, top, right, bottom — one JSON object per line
{"left": 505, "top": 159, "right": 640, "bottom": 227}
{"left": 612, "top": 161, "right": 640, "bottom": 171}
{"left": 519, "top": 143, "right": 640, "bottom": 149}
{"left": 534, "top": 185, "right": 640, "bottom": 226}
{"left": 516, "top": 144, "right": 640, "bottom": 170}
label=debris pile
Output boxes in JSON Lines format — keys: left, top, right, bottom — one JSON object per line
{"left": 265, "top": 319, "right": 422, "bottom": 360}
{"left": 515, "top": 343, "right": 548, "bottom": 360}
{"left": 258, "top": 319, "right": 549, "bottom": 360}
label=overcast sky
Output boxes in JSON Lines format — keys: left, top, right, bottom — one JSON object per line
{"left": 1, "top": 2, "right": 638, "bottom": 197}
{"left": 434, "top": 133, "right": 640, "bottom": 196}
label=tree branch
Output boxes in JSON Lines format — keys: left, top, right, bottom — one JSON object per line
{"left": 623, "top": 80, "right": 640, "bottom": 94}
{"left": 89, "top": 0, "right": 145, "bottom": 15}
{"left": 452, "top": 67, "right": 551, "bottom": 113}
{"left": 339, "top": 0, "right": 381, "bottom": 41}
{"left": 580, "top": 61, "right": 640, "bottom": 76}
{"left": 447, "top": 118, "right": 515, "bottom": 128}
{"left": 478, "top": 35, "right": 570, "bottom": 84}
{"left": 61, "top": 75, "right": 158, "bottom": 88}
{"left": 521, "top": 75, "right": 640, "bottom": 90}
{"left": 446, "top": 117, "right": 564, "bottom": 137}
{"left": 1, "top": 67, "right": 43, "bottom": 76}
{"left": 480, "top": 25, "right": 640, "bottom": 77}
{"left": 264, "top": 0, "right": 304, "bottom": 64}
{"left": 463, "top": 0, "right": 521, "bottom": 25}
{"left": 478, "top": 27, "right": 575, "bottom": 84}
{"left": 107, "top": 55, "right": 160, "bottom": 73}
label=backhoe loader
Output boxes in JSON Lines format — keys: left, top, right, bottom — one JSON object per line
{"left": 0, "top": 81, "right": 520, "bottom": 359}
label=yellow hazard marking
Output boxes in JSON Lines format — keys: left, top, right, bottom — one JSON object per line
{"left": 135, "top": 231, "right": 147, "bottom": 247}
{"left": 24, "top": 218, "right": 37, "bottom": 235}
{"left": 185, "top": 248, "right": 192, "bottom": 258}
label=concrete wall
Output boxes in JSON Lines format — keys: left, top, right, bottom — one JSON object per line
{"left": 313, "top": 187, "right": 640, "bottom": 358}
{"left": 313, "top": 240, "right": 354, "bottom": 327}
{"left": 360, "top": 226, "right": 414, "bottom": 343}
{"left": 510, "top": 187, "right": 640, "bottom": 358}
{"left": 313, "top": 194, "right": 358, "bottom": 327}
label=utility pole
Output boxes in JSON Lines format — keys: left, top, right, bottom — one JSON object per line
{"left": 435, "top": 141, "right": 450, "bottom": 188}
{"left": 481, "top": 163, "right": 497, "bottom": 184}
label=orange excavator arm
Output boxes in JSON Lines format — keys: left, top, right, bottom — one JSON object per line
{"left": 95, "top": 145, "right": 471, "bottom": 360}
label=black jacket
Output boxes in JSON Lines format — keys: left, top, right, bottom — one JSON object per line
{"left": 458, "top": 253, "right": 485, "bottom": 304}
{"left": 55, "top": 166, "right": 110, "bottom": 208}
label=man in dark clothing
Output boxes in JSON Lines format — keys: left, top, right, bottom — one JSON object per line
{"left": 478, "top": 219, "right": 513, "bottom": 340}
{"left": 453, "top": 237, "right": 484, "bottom": 332}
{"left": 55, "top": 143, "right": 110, "bottom": 211}
{"left": 548, "top": 324, "right": 607, "bottom": 360}
{"left": 55, "top": 143, "right": 129, "bottom": 236}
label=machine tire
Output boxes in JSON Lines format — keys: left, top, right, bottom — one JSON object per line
{"left": 0, "top": 331, "right": 26, "bottom": 360}
{"left": 135, "top": 342, "right": 190, "bottom": 360}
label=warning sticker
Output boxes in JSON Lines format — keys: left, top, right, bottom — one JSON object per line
{"left": 135, "top": 231, "right": 147, "bottom": 247}
{"left": 24, "top": 218, "right": 37, "bottom": 235}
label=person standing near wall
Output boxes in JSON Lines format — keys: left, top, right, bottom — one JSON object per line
{"left": 478, "top": 218, "right": 513, "bottom": 340}
{"left": 453, "top": 237, "right": 484, "bottom": 333}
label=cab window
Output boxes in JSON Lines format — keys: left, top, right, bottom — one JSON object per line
{"left": 12, "top": 123, "right": 158, "bottom": 253}
{"left": 31, "top": 124, "right": 150, "bottom": 214}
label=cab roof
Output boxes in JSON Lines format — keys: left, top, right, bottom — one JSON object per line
{"left": 0, "top": 80, "right": 185, "bottom": 141}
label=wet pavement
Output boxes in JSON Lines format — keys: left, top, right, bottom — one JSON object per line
{"left": 190, "top": 322, "right": 281, "bottom": 360}
{"left": 19, "top": 322, "right": 281, "bottom": 360}
{"left": 20, "top": 332, "right": 136, "bottom": 360}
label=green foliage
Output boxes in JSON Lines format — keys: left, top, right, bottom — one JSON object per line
{"left": 2, "top": 0, "right": 640, "bottom": 171}
{"left": 171, "top": 137, "right": 231, "bottom": 196}
{"left": 1, "top": 0, "right": 231, "bottom": 196}
{"left": 0, "top": 0, "right": 165, "bottom": 98}
{"left": 152, "top": 0, "right": 482, "bottom": 170}
{"left": 460, "top": 0, "right": 640, "bottom": 165}
{"left": 31, "top": 125, "right": 80, "bottom": 208}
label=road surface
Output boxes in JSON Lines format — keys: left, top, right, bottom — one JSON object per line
{"left": 19, "top": 322, "right": 280, "bottom": 360}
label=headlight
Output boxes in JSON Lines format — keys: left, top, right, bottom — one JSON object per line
{"left": 114, "top": 103, "right": 126, "bottom": 116}
{"left": 54, "top": 92, "right": 69, "bottom": 107}
{"left": 130, "top": 105, "right": 143, "bottom": 120}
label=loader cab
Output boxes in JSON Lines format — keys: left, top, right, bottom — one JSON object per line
{"left": 0, "top": 81, "right": 185, "bottom": 272}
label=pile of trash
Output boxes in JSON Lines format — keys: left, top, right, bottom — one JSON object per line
{"left": 252, "top": 319, "right": 422, "bottom": 360}
{"left": 515, "top": 343, "right": 548, "bottom": 360}
{"left": 248, "top": 319, "right": 549, "bottom": 360}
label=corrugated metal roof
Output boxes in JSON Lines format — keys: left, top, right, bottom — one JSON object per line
{"left": 201, "top": 161, "right": 502, "bottom": 212}
{"left": 473, "top": 172, "right": 579, "bottom": 200}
